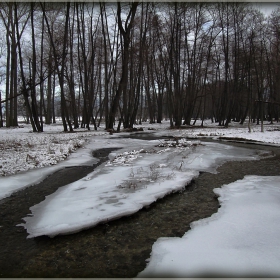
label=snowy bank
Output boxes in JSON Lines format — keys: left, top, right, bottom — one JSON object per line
{"left": 148, "top": 120, "right": 280, "bottom": 146}
{"left": 0, "top": 129, "right": 119, "bottom": 200}
{"left": 138, "top": 175, "right": 280, "bottom": 278}
{"left": 0, "top": 124, "right": 108, "bottom": 177}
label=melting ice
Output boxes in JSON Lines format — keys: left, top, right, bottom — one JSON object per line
{"left": 138, "top": 175, "right": 280, "bottom": 277}
{"left": 20, "top": 139, "right": 268, "bottom": 238}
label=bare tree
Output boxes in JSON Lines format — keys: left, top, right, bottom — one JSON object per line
{"left": 42, "top": 2, "right": 73, "bottom": 132}
{"left": 107, "top": 2, "right": 139, "bottom": 129}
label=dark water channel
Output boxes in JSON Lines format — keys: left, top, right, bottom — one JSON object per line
{"left": 0, "top": 134, "right": 280, "bottom": 277}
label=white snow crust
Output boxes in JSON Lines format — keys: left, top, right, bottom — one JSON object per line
{"left": 138, "top": 175, "right": 280, "bottom": 278}
{"left": 0, "top": 137, "right": 100, "bottom": 200}
{"left": 150, "top": 120, "right": 280, "bottom": 146}
{"left": 0, "top": 126, "right": 111, "bottom": 200}
{"left": 19, "top": 139, "right": 263, "bottom": 238}
{"left": 0, "top": 128, "right": 88, "bottom": 176}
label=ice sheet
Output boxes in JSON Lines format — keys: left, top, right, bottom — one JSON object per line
{"left": 138, "top": 175, "right": 280, "bottom": 277}
{"left": 19, "top": 140, "right": 264, "bottom": 238}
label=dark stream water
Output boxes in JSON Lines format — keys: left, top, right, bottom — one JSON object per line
{"left": 0, "top": 135, "right": 280, "bottom": 277}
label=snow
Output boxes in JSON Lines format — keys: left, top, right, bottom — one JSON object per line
{"left": 19, "top": 139, "right": 265, "bottom": 238}
{"left": 138, "top": 175, "right": 280, "bottom": 277}
{"left": 147, "top": 119, "right": 280, "bottom": 146}
{"left": 0, "top": 124, "right": 110, "bottom": 200}
{"left": 0, "top": 124, "right": 107, "bottom": 177}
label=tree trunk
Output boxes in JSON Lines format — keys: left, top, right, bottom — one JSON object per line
{"left": 42, "top": 2, "right": 72, "bottom": 132}
{"left": 15, "top": 3, "right": 37, "bottom": 132}
{"left": 107, "top": 2, "right": 139, "bottom": 129}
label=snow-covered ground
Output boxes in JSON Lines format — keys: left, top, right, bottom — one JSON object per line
{"left": 149, "top": 119, "right": 280, "bottom": 146}
{"left": 0, "top": 119, "right": 279, "bottom": 178}
{"left": 1, "top": 119, "right": 280, "bottom": 276}
{"left": 0, "top": 123, "right": 108, "bottom": 177}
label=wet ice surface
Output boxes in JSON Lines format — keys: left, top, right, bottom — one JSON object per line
{"left": 138, "top": 175, "right": 280, "bottom": 278}
{"left": 19, "top": 139, "right": 268, "bottom": 238}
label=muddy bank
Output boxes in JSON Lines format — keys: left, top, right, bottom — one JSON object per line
{"left": 0, "top": 140, "right": 280, "bottom": 277}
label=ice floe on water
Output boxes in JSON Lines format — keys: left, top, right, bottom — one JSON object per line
{"left": 19, "top": 139, "right": 269, "bottom": 238}
{"left": 138, "top": 175, "right": 280, "bottom": 278}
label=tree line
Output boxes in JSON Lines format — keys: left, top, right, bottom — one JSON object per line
{"left": 0, "top": 2, "right": 279, "bottom": 132}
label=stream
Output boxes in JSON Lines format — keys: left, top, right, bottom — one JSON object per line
{"left": 0, "top": 135, "right": 279, "bottom": 277}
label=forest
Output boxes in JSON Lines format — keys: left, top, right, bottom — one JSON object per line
{"left": 0, "top": 2, "right": 280, "bottom": 132}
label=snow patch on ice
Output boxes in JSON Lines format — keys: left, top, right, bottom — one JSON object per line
{"left": 138, "top": 175, "right": 280, "bottom": 278}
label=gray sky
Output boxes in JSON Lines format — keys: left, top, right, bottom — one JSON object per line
{"left": 255, "top": 2, "right": 280, "bottom": 16}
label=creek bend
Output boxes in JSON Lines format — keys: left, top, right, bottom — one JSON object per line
{"left": 0, "top": 135, "right": 279, "bottom": 277}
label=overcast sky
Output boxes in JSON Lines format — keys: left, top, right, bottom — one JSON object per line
{"left": 255, "top": 2, "right": 280, "bottom": 16}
